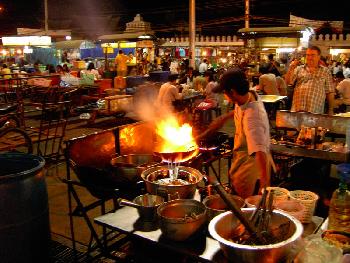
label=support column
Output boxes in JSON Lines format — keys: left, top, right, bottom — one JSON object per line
{"left": 189, "top": 0, "right": 196, "bottom": 68}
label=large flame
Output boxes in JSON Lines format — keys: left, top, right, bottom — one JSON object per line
{"left": 155, "top": 116, "right": 198, "bottom": 162}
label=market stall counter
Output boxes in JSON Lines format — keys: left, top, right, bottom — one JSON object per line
{"left": 271, "top": 110, "right": 350, "bottom": 162}
{"left": 94, "top": 202, "right": 324, "bottom": 262}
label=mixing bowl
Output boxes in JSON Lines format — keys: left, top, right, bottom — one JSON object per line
{"left": 157, "top": 199, "right": 206, "bottom": 241}
{"left": 208, "top": 208, "right": 303, "bottom": 263}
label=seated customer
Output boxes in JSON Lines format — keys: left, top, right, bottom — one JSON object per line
{"left": 81, "top": 62, "right": 101, "bottom": 80}
{"left": 203, "top": 71, "right": 219, "bottom": 107}
{"left": 156, "top": 73, "right": 182, "bottom": 113}
{"left": 334, "top": 72, "right": 350, "bottom": 110}
{"left": 258, "top": 64, "right": 279, "bottom": 95}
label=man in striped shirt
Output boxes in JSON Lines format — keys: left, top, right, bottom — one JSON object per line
{"left": 285, "top": 45, "right": 335, "bottom": 115}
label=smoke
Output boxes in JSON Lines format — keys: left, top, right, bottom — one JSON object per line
{"left": 131, "top": 81, "right": 173, "bottom": 122}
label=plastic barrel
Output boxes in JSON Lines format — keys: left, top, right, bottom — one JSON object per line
{"left": 0, "top": 152, "right": 49, "bottom": 263}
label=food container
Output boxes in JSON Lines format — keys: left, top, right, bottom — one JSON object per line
{"left": 118, "top": 194, "right": 164, "bottom": 222}
{"left": 157, "top": 199, "right": 207, "bottom": 241}
{"left": 203, "top": 194, "right": 245, "bottom": 223}
{"left": 209, "top": 208, "right": 304, "bottom": 263}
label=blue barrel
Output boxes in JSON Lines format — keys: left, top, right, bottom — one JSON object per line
{"left": 0, "top": 152, "right": 49, "bottom": 263}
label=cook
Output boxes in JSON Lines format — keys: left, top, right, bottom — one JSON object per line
{"left": 198, "top": 68, "right": 273, "bottom": 199}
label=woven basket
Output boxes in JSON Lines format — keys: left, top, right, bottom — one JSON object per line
{"left": 266, "top": 186, "right": 290, "bottom": 203}
{"left": 288, "top": 190, "right": 319, "bottom": 223}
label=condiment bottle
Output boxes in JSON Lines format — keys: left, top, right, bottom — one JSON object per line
{"left": 328, "top": 163, "right": 350, "bottom": 233}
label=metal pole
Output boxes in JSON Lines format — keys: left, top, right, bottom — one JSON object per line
{"left": 189, "top": 0, "right": 196, "bottom": 68}
{"left": 44, "top": 0, "right": 48, "bottom": 32}
{"left": 245, "top": 0, "right": 249, "bottom": 29}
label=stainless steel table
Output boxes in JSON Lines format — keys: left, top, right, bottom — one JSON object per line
{"left": 94, "top": 206, "right": 224, "bottom": 262}
{"left": 94, "top": 206, "right": 325, "bottom": 262}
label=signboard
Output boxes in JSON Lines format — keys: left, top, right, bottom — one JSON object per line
{"left": 101, "top": 42, "right": 136, "bottom": 48}
{"left": 137, "top": 40, "right": 153, "bottom": 48}
{"left": 2, "top": 36, "right": 51, "bottom": 46}
{"left": 103, "top": 47, "right": 114, "bottom": 54}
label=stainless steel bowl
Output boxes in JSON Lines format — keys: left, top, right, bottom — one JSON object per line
{"left": 157, "top": 199, "right": 207, "bottom": 241}
{"left": 208, "top": 208, "right": 304, "bottom": 263}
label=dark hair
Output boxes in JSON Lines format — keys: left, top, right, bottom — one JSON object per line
{"left": 87, "top": 62, "right": 95, "bottom": 70}
{"left": 219, "top": 68, "right": 249, "bottom": 95}
{"left": 335, "top": 71, "right": 344, "bottom": 79}
{"left": 268, "top": 54, "right": 274, "bottom": 60}
{"left": 308, "top": 45, "right": 321, "bottom": 55}
{"left": 259, "top": 64, "right": 269, "bottom": 74}
{"left": 118, "top": 50, "right": 124, "bottom": 54}
{"left": 204, "top": 71, "right": 214, "bottom": 82}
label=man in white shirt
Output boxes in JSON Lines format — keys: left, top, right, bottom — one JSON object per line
{"left": 156, "top": 73, "right": 182, "bottom": 113}
{"left": 335, "top": 72, "right": 350, "bottom": 108}
{"left": 198, "top": 59, "right": 208, "bottom": 75}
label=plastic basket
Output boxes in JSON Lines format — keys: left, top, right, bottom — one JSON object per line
{"left": 288, "top": 190, "right": 319, "bottom": 223}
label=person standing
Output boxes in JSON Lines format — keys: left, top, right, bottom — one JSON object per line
{"left": 198, "top": 58, "right": 208, "bottom": 75}
{"left": 115, "top": 50, "right": 129, "bottom": 77}
{"left": 198, "top": 68, "right": 272, "bottom": 198}
{"left": 267, "top": 53, "right": 281, "bottom": 77}
{"left": 285, "top": 45, "right": 335, "bottom": 115}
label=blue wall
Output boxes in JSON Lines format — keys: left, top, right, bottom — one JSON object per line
{"left": 80, "top": 44, "right": 135, "bottom": 59}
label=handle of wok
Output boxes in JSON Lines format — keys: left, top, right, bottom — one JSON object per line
{"left": 206, "top": 174, "right": 265, "bottom": 243}
{"left": 118, "top": 198, "right": 140, "bottom": 209}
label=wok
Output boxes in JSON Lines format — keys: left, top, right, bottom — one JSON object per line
{"left": 110, "top": 154, "right": 161, "bottom": 183}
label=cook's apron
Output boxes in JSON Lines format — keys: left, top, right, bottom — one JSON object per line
{"left": 229, "top": 97, "right": 275, "bottom": 199}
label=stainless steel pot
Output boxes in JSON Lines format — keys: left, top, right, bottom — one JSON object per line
{"left": 203, "top": 194, "right": 245, "bottom": 223}
{"left": 141, "top": 166, "right": 203, "bottom": 199}
{"left": 157, "top": 199, "right": 207, "bottom": 241}
{"left": 118, "top": 194, "right": 164, "bottom": 222}
{"left": 208, "top": 208, "right": 304, "bottom": 263}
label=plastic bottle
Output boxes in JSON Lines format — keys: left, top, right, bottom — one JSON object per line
{"left": 328, "top": 164, "right": 350, "bottom": 233}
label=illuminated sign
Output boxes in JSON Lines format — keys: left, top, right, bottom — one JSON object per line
{"left": 2, "top": 36, "right": 51, "bottom": 46}
{"left": 101, "top": 42, "right": 136, "bottom": 48}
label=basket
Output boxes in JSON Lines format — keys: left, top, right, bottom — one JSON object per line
{"left": 288, "top": 190, "right": 319, "bottom": 223}
{"left": 266, "top": 186, "right": 290, "bottom": 203}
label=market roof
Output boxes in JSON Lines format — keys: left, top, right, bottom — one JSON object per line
{"left": 97, "top": 32, "right": 155, "bottom": 42}
{"left": 54, "top": 40, "right": 95, "bottom": 49}
{"left": 237, "top": 26, "right": 312, "bottom": 38}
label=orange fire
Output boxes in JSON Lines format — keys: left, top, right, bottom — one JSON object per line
{"left": 155, "top": 116, "right": 198, "bottom": 163}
